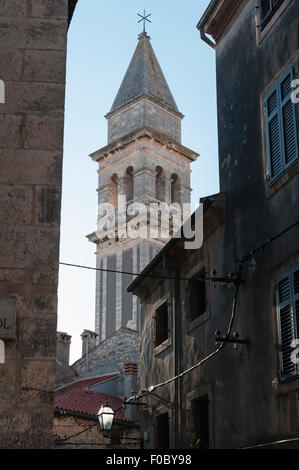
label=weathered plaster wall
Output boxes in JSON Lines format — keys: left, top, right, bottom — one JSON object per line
{"left": 138, "top": 0, "right": 299, "bottom": 450}
{"left": 0, "top": 0, "right": 69, "bottom": 448}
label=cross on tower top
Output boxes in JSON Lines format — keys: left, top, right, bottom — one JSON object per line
{"left": 137, "top": 10, "right": 151, "bottom": 34}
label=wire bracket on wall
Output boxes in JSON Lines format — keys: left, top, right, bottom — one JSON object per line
{"left": 214, "top": 330, "right": 248, "bottom": 348}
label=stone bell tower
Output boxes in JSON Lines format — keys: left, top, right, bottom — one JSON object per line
{"left": 87, "top": 32, "right": 198, "bottom": 343}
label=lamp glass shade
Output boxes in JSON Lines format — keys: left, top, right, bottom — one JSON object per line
{"left": 97, "top": 405, "right": 115, "bottom": 431}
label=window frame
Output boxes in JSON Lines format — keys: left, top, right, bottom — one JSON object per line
{"left": 259, "top": 0, "right": 285, "bottom": 30}
{"left": 152, "top": 296, "right": 172, "bottom": 356}
{"left": 264, "top": 65, "right": 298, "bottom": 185}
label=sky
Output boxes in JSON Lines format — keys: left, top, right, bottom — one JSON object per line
{"left": 57, "top": 0, "right": 218, "bottom": 363}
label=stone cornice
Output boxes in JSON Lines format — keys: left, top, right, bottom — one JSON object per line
{"left": 105, "top": 94, "right": 184, "bottom": 120}
{"left": 90, "top": 126, "right": 199, "bottom": 163}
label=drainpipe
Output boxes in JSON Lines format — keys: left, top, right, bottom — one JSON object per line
{"left": 173, "top": 269, "right": 180, "bottom": 449}
{"left": 196, "top": 0, "right": 218, "bottom": 49}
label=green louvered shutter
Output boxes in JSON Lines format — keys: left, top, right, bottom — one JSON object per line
{"left": 265, "top": 66, "right": 298, "bottom": 184}
{"left": 276, "top": 271, "right": 295, "bottom": 378}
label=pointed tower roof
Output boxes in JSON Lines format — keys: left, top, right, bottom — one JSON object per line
{"left": 109, "top": 33, "right": 180, "bottom": 115}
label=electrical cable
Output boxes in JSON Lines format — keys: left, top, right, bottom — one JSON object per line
{"left": 59, "top": 262, "right": 237, "bottom": 284}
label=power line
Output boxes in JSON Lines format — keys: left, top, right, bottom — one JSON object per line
{"left": 59, "top": 262, "right": 238, "bottom": 284}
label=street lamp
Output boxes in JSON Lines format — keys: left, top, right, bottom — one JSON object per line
{"left": 97, "top": 404, "right": 115, "bottom": 431}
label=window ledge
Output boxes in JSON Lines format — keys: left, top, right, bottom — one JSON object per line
{"left": 187, "top": 311, "right": 210, "bottom": 333}
{"left": 154, "top": 338, "right": 171, "bottom": 356}
{"left": 273, "top": 375, "right": 299, "bottom": 395}
{"left": 265, "top": 160, "right": 299, "bottom": 200}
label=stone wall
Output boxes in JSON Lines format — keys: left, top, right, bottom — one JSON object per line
{"left": 53, "top": 414, "right": 140, "bottom": 449}
{"left": 108, "top": 98, "right": 182, "bottom": 144}
{"left": 0, "top": 0, "right": 70, "bottom": 448}
{"left": 72, "top": 328, "right": 140, "bottom": 379}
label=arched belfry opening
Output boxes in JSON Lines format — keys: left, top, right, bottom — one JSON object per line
{"left": 155, "top": 166, "right": 164, "bottom": 201}
{"left": 125, "top": 166, "right": 134, "bottom": 202}
{"left": 110, "top": 173, "right": 119, "bottom": 208}
{"left": 171, "top": 173, "right": 180, "bottom": 204}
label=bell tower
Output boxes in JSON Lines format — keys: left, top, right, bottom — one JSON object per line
{"left": 88, "top": 33, "right": 198, "bottom": 342}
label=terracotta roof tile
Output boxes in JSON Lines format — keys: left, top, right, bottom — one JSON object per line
{"left": 55, "top": 375, "right": 130, "bottom": 422}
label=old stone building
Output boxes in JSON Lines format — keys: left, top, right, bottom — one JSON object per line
{"left": 53, "top": 374, "right": 140, "bottom": 449}
{"left": 0, "top": 0, "right": 77, "bottom": 448}
{"left": 129, "top": 0, "right": 299, "bottom": 449}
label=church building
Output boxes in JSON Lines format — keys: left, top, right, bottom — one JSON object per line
{"left": 87, "top": 31, "right": 197, "bottom": 350}
{"left": 58, "top": 31, "right": 197, "bottom": 387}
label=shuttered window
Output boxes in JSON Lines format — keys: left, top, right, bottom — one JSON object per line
{"left": 260, "top": 0, "right": 285, "bottom": 29}
{"left": 276, "top": 264, "right": 299, "bottom": 380}
{"left": 265, "top": 66, "right": 298, "bottom": 184}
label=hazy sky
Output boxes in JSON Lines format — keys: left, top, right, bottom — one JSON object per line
{"left": 57, "top": 0, "right": 218, "bottom": 363}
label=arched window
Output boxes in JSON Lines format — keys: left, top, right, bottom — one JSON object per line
{"left": 155, "top": 166, "right": 164, "bottom": 201}
{"left": 110, "top": 173, "right": 118, "bottom": 208}
{"left": 125, "top": 166, "right": 134, "bottom": 202}
{"left": 171, "top": 174, "right": 180, "bottom": 204}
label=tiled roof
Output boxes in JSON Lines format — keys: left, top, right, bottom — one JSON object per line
{"left": 54, "top": 375, "right": 130, "bottom": 422}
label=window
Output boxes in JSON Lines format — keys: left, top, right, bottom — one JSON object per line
{"left": 189, "top": 269, "right": 206, "bottom": 322}
{"left": 155, "top": 412, "right": 169, "bottom": 449}
{"left": 155, "top": 301, "right": 169, "bottom": 347}
{"left": 190, "top": 395, "right": 210, "bottom": 449}
{"left": 276, "top": 264, "right": 299, "bottom": 380}
{"left": 259, "top": 0, "right": 285, "bottom": 29}
{"left": 265, "top": 66, "right": 298, "bottom": 184}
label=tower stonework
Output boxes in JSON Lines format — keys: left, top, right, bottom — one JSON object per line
{"left": 88, "top": 33, "right": 197, "bottom": 344}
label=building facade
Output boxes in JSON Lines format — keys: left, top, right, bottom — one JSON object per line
{"left": 0, "top": 0, "right": 77, "bottom": 448}
{"left": 129, "top": 0, "right": 299, "bottom": 449}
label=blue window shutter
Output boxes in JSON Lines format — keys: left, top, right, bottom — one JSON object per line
{"left": 265, "top": 66, "right": 298, "bottom": 183}
{"left": 265, "top": 86, "right": 283, "bottom": 181}
{"left": 291, "top": 266, "right": 299, "bottom": 344}
{"left": 276, "top": 271, "right": 295, "bottom": 378}
{"left": 279, "top": 67, "right": 298, "bottom": 168}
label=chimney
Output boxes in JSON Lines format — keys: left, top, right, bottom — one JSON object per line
{"left": 56, "top": 332, "right": 71, "bottom": 368}
{"left": 123, "top": 363, "right": 138, "bottom": 421}
{"left": 81, "top": 329, "right": 98, "bottom": 357}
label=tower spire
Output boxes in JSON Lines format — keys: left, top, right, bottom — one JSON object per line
{"left": 109, "top": 33, "right": 180, "bottom": 115}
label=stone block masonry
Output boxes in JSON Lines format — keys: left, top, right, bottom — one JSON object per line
{"left": 0, "top": 0, "right": 70, "bottom": 449}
